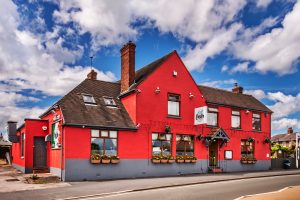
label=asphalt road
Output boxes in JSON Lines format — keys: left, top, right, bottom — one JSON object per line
{"left": 73, "top": 175, "right": 300, "bottom": 200}
{"left": 1, "top": 174, "right": 299, "bottom": 200}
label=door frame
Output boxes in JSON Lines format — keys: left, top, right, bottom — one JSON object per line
{"left": 209, "top": 140, "right": 219, "bottom": 167}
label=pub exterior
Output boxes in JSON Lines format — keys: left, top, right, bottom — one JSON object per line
{"left": 8, "top": 42, "right": 272, "bottom": 181}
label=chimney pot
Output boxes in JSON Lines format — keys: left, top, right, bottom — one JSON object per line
{"left": 232, "top": 83, "right": 243, "bottom": 94}
{"left": 287, "top": 127, "right": 293, "bottom": 134}
{"left": 87, "top": 69, "right": 97, "bottom": 80}
{"left": 120, "top": 41, "right": 136, "bottom": 93}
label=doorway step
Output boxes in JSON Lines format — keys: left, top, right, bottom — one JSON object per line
{"left": 208, "top": 167, "right": 223, "bottom": 173}
{"left": 33, "top": 168, "right": 49, "bottom": 174}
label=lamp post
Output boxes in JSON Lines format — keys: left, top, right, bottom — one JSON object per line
{"left": 296, "top": 133, "right": 299, "bottom": 168}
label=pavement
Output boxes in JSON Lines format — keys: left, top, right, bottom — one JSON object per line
{"left": 0, "top": 160, "right": 70, "bottom": 193}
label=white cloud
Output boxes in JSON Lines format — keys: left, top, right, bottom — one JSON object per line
{"left": 232, "top": 1, "right": 300, "bottom": 75}
{"left": 230, "top": 62, "right": 250, "bottom": 73}
{"left": 256, "top": 0, "right": 272, "bottom": 8}
{"left": 200, "top": 79, "right": 237, "bottom": 88}
{"left": 0, "top": 0, "right": 117, "bottom": 97}
{"left": 0, "top": 91, "right": 39, "bottom": 107}
{"left": 183, "top": 23, "right": 242, "bottom": 71}
{"left": 272, "top": 118, "right": 300, "bottom": 131}
{"left": 221, "top": 65, "right": 229, "bottom": 72}
{"left": 244, "top": 89, "right": 266, "bottom": 100}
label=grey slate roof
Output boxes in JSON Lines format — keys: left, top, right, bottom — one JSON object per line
{"left": 56, "top": 79, "right": 137, "bottom": 130}
{"left": 198, "top": 85, "right": 272, "bottom": 113}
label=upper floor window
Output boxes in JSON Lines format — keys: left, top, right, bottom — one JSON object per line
{"left": 91, "top": 130, "right": 117, "bottom": 156}
{"left": 168, "top": 94, "right": 180, "bottom": 117}
{"left": 103, "top": 97, "right": 116, "bottom": 106}
{"left": 252, "top": 113, "right": 261, "bottom": 131}
{"left": 152, "top": 133, "right": 172, "bottom": 156}
{"left": 83, "top": 94, "right": 96, "bottom": 104}
{"left": 207, "top": 107, "right": 218, "bottom": 126}
{"left": 231, "top": 110, "right": 241, "bottom": 129}
{"left": 176, "top": 135, "right": 194, "bottom": 156}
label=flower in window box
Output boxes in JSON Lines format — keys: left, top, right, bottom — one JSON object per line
{"left": 152, "top": 155, "right": 161, "bottom": 164}
{"left": 90, "top": 154, "right": 101, "bottom": 164}
{"left": 111, "top": 156, "right": 120, "bottom": 164}
{"left": 240, "top": 156, "right": 248, "bottom": 164}
{"left": 184, "top": 155, "right": 192, "bottom": 163}
{"left": 161, "top": 155, "right": 169, "bottom": 163}
{"left": 101, "top": 155, "right": 111, "bottom": 164}
{"left": 176, "top": 156, "right": 185, "bottom": 163}
{"left": 191, "top": 156, "right": 197, "bottom": 163}
{"left": 168, "top": 156, "right": 175, "bottom": 163}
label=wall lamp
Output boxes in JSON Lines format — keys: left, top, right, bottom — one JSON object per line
{"left": 155, "top": 87, "right": 160, "bottom": 94}
{"left": 189, "top": 92, "right": 194, "bottom": 99}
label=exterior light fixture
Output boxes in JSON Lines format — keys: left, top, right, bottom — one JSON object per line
{"left": 136, "top": 89, "right": 141, "bottom": 93}
{"left": 42, "top": 126, "right": 47, "bottom": 131}
{"left": 155, "top": 87, "right": 160, "bottom": 94}
{"left": 246, "top": 110, "right": 250, "bottom": 114}
{"left": 173, "top": 70, "right": 178, "bottom": 77}
{"left": 189, "top": 92, "right": 194, "bottom": 99}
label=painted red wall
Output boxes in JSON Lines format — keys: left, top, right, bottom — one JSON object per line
{"left": 41, "top": 107, "right": 64, "bottom": 169}
{"left": 12, "top": 126, "right": 26, "bottom": 167}
{"left": 121, "top": 93, "right": 137, "bottom": 124}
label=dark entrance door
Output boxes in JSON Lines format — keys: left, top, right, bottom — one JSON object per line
{"left": 209, "top": 141, "right": 218, "bottom": 167}
{"left": 33, "top": 137, "right": 47, "bottom": 169}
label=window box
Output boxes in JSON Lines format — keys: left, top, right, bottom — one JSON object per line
{"left": 191, "top": 156, "right": 197, "bottom": 163}
{"left": 176, "top": 156, "right": 185, "bottom": 163}
{"left": 102, "top": 159, "right": 111, "bottom": 164}
{"left": 168, "top": 159, "right": 175, "bottom": 163}
{"left": 111, "top": 156, "right": 120, "bottom": 164}
{"left": 240, "top": 157, "right": 257, "bottom": 164}
{"left": 184, "top": 159, "right": 191, "bottom": 163}
{"left": 161, "top": 159, "right": 168, "bottom": 163}
{"left": 152, "top": 159, "right": 161, "bottom": 164}
{"left": 91, "top": 159, "right": 101, "bottom": 164}
{"left": 90, "top": 154, "right": 101, "bottom": 164}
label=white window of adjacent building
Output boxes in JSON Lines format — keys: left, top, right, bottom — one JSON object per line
{"left": 231, "top": 110, "right": 241, "bottom": 129}
{"left": 207, "top": 107, "right": 218, "bottom": 126}
{"left": 168, "top": 94, "right": 180, "bottom": 116}
{"left": 82, "top": 94, "right": 96, "bottom": 104}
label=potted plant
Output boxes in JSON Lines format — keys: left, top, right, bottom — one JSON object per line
{"left": 161, "top": 155, "right": 168, "bottom": 163}
{"left": 152, "top": 155, "right": 161, "bottom": 164}
{"left": 176, "top": 155, "right": 185, "bottom": 163}
{"left": 263, "top": 138, "right": 271, "bottom": 144}
{"left": 101, "top": 155, "right": 111, "bottom": 164}
{"left": 191, "top": 156, "right": 197, "bottom": 163}
{"left": 90, "top": 154, "right": 101, "bottom": 164}
{"left": 240, "top": 156, "right": 248, "bottom": 164}
{"left": 184, "top": 155, "right": 192, "bottom": 163}
{"left": 165, "top": 125, "right": 171, "bottom": 133}
{"left": 111, "top": 155, "right": 120, "bottom": 164}
{"left": 247, "top": 137, "right": 255, "bottom": 143}
{"left": 168, "top": 156, "right": 175, "bottom": 163}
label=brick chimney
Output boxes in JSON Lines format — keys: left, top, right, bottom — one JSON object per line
{"left": 87, "top": 69, "right": 97, "bottom": 80}
{"left": 232, "top": 83, "right": 243, "bottom": 94}
{"left": 287, "top": 127, "right": 293, "bottom": 134}
{"left": 120, "top": 41, "right": 136, "bottom": 93}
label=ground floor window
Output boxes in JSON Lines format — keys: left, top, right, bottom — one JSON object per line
{"left": 241, "top": 139, "right": 254, "bottom": 158}
{"left": 176, "top": 135, "right": 194, "bottom": 156}
{"left": 152, "top": 133, "right": 172, "bottom": 156}
{"left": 91, "top": 130, "right": 117, "bottom": 156}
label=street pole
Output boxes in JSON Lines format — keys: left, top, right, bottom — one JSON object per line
{"left": 296, "top": 133, "right": 299, "bottom": 169}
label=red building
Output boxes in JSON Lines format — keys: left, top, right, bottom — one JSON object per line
{"left": 8, "top": 42, "right": 272, "bottom": 181}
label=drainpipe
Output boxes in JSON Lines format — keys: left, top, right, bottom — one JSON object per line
{"left": 60, "top": 125, "right": 64, "bottom": 181}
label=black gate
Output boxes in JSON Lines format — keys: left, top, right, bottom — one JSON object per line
{"left": 33, "top": 137, "right": 47, "bottom": 169}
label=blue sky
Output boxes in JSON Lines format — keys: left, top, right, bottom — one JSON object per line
{"left": 1, "top": 0, "right": 300, "bottom": 137}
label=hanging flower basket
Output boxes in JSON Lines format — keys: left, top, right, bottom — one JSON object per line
{"left": 263, "top": 138, "right": 271, "bottom": 144}
{"left": 247, "top": 137, "right": 255, "bottom": 142}
{"left": 165, "top": 125, "right": 171, "bottom": 133}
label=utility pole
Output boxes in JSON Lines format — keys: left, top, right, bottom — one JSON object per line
{"left": 296, "top": 132, "right": 299, "bottom": 168}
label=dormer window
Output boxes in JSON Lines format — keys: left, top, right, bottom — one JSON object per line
{"left": 103, "top": 97, "right": 116, "bottom": 106}
{"left": 82, "top": 94, "right": 96, "bottom": 104}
